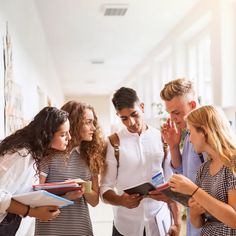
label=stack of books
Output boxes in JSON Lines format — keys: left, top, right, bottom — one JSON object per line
{"left": 33, "top": 181, "right": 82, "bottom": 195}
{"left": 33, "top": 178, "right": 91, "bottom": 195}
{"left": 12, "top": 178, "right": 92, "bottom": 208}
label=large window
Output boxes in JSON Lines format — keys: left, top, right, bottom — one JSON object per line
{"left": 187, "top": 32, "right": 212, "bottom": 105}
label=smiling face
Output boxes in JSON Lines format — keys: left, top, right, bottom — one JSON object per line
{"left": 50, "top": 119, "right": 71, "bottom": 151}
{"left": 164, "top": 96, "right": 196, "bottom": 129}
{"left": 116, "top": 103, "right": 145, "bottom": 134}
{"left": 79, "top": 108, "right": 96, "bottom": 142}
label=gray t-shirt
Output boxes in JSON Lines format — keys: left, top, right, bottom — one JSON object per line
{"left": 35, "top": 149, "right": 93, "bottom": 236}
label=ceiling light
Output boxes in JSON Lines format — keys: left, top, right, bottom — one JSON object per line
{"left": 101, "top": 4, "right": 129, "bottom": 16}
{"left": 90, "top": 59, "right": 104, "bottom": 64}
{"left": 85, "top": 80, "right": 96, "bottom": 84}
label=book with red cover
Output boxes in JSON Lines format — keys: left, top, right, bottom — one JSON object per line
{"left": 152, "top": 171, "right": 190, "bottom": 206}
{"left": 33, "top": 181, "right": 82, "bottom": 195}
{"left": 156, "top": 182, "right": 190, "bottom": 207}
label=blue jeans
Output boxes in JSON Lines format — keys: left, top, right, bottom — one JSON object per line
{"left": 0, "top": 213, "right": 22, "bottom": 236}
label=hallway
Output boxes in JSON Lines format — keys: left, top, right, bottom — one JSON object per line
{"left": 90, "top": 203, "right": 113, "bottom": 236}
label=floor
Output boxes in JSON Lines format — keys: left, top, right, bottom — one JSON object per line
{"left": 90, "top": 203, "right": 187, "bottom": 236}
{"left": 89, "top": 202, "right": 113, "bottom": 236}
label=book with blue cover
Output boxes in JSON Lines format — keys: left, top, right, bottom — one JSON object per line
{"left": 13, "top": 190, "right": 74, "bottom": 208}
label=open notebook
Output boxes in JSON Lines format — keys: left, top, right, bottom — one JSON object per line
{"left": 13, "top": 190, "right": 74, "bottom": 208}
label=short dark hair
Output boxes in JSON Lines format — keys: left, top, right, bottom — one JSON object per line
{"left": 112, "top": 87, "right": 140, "bottom": 110}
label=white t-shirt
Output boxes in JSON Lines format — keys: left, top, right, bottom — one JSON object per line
{"left": 0, "top": 148, "right": 38, "bottom": 235}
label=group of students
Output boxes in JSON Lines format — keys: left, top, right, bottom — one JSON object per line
{"left": 0, "top": 101, "right": 106, "bottom": 236}
{"left": 0, "top": 78, "right": 236, "bottom": 236}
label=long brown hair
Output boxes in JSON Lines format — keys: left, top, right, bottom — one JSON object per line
{"left": 0, "top": 106, "right": 69, "bottom": 173}
{"left": 61, "top": 101, "right": 106, "bottom": 175}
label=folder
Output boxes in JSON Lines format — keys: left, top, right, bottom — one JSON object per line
{"left": 13, "top": 190, "right": 74, "bottom": 208}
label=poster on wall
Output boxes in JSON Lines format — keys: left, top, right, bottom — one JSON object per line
{"left": 3, "top": 22, "right": 24, "bottom": 136}
{"left": 0, "top": 22, "right": 4, "bottom": 139}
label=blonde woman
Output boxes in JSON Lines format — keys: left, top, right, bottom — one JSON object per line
{"left": 169, "top": 105, "right": 236, "bottom": 235}
{"left": 35, "top": 101, "right": 106, "bottom": 236}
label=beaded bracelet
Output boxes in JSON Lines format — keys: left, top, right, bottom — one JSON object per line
{"left": 191, "top": 186, "right": 199, "bottom": 197}
{"left": 23, "top": 205, "right": 30, "bottom": 218}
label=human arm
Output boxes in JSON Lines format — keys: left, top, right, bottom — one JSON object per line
{"left": 161, "top": 119, "right": 182, "bottom": 169}
{"left": 188, "top": 198, "right": 206, "bottom": 228}
{"left": 170, "top": 174, "right": 236, "bottom": 228}
{"left": 102, "top": 190, "right": 142, "bottom": 208}
{"left": 84, "top": 175, "right": 99, "bottom": 207}
{"left": 0, "top": 150, "right": 60, "bottom": 221}
{"left": 167, "top": 201, "right": 182, "bottom": 236}
{"left": 100, "top": 140, "right": 142, "bottom": 208}
{"left": 6, "top": 199, "right": 60, "bottom": 221}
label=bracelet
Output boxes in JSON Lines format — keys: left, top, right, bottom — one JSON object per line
{"left": 23, "top": 205, "right": 30, "bottom": 218}
{"left": 191, "top": 186, "right": 199, "bottom": 197}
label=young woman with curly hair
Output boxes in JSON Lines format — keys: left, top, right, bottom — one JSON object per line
{"left": 0, "top": 106, "right": 71, "bottom": 236}
{"left": 35, "top": 101, "right": 106, "bottom": 236}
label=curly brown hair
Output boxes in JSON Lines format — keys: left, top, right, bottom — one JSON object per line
{"left": 61, "top": 101, "right": 106, "bottom": 175}
{"left": 0, "top": 106, "right": 69, "bottom": 175}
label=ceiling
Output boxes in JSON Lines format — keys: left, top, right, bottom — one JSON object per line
{"left": 34, "top": 0, "right": 199, "bottom": 97}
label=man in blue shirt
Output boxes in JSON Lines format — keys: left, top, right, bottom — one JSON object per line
{"left": 160, "top": 78, "right": 204, "bottom": 236}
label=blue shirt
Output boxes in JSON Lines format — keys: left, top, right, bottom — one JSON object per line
{"left": 172, "top": 133, "right": 203, "bottom": 236}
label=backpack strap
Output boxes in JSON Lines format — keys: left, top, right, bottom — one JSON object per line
{"left": 108, "top": 133, "right": 120, "bottom": 168}
{"left": 162, "top": 140, "right": 169, "bottom": 168}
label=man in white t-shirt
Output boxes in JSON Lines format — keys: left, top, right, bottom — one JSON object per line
{"left": 100, "top": 87, "right": 181, "bottom": 236}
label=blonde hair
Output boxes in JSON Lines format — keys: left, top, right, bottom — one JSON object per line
{"left": 186, "top": 105, "right": 236, "bottom": 174}
{"left": 160, "top": 78, "right": 195, "bottom": 101}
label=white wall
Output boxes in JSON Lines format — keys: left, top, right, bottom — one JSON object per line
{"left": 65, "top": 95, "right": 111, "bottom": 136}
{"left": 0, "top": 24, "right": 4, "bottom": 139}
{"left": 121, "top": 0, "right": 236, "bottom": 131}
{"left": 0, "top": 0, "right": 64, "bottom": 139}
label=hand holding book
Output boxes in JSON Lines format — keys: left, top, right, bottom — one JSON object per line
{"left": 33, "top": 178, "right": 92, "bottom": 196}
{"left": 152, "top": 172, "right": 191, "bottom": 206}
{"left": 124, "top": 172, "right": 191, "bottom": 206}
{"left": 13, "top": 190, "right": 74, "bottom": 208}
{"left": 33, "top": 181, "right": 82, "bottom": 195}
{"left": 155, "top": 182, "right": 190, "bottom": 206}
